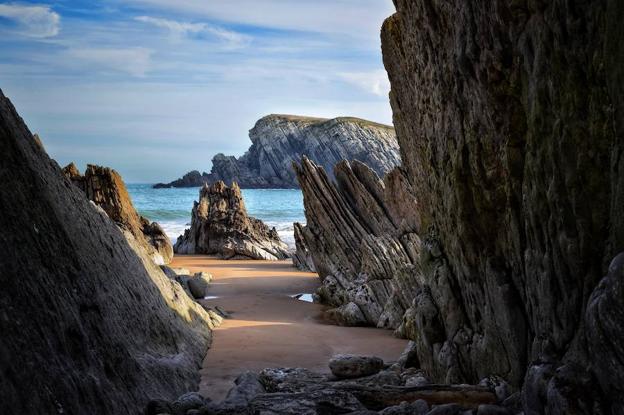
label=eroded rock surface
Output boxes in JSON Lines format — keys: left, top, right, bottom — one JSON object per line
{"left": 295, "top": 1, "right": 624, "bottom": 412}
{"left": 174, "top": 181, "right": 290, "bottom": 260}
{"left": 0, "top": 90, "right": 220, "bottom": 414}
{"left": 63, "top": 162, "right": 174, "bottom": 264}
{"left": 155, "top": 114, "right": 400, "bottom": 189}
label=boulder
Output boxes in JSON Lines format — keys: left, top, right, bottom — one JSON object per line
{"left": 329, "top": 355, "right": 385, "bottom": 379}
{"left": 155, "top": 114, "right": 400, "bottom": 189}
{"left": 0, "top": 89, "right": 219, "bottom": 414}
{"left": 174, "top": 181, "right": 290, "bottom": 260}
{"left": 63, "top": 162, "right": 174, "bottom": 264}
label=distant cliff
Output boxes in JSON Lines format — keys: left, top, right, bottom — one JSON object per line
{"left": 154, "top": 115, "right": 399, "bottom": 189}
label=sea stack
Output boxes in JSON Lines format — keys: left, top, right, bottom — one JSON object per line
{"left": 174, "top": 181, "right": 290, "bottom": 260}
{"left": 63, "top": 163, "right": 174, "bottom": 265}
{"left": 154, "top": 114, "right": 400, "bottom": 189}
{"left": 0, "top": 89, "right": 220, "bottom": 414}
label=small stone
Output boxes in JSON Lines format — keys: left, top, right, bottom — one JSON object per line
{"left": 329, "top": 354, "right": 384, "bottom": 379}
{"left": 171, "top": 392, "right": 206, "bottom": 415}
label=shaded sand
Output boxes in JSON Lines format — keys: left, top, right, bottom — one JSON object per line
{"left": 170, "top": 255, "right": 408, "bottom": 402}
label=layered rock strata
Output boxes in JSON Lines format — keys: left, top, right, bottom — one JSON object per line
{"left": 63, "top": 162, "right": 174, "bottom": 264}
{"left": 295, "top": 0, "right": 624, "bottom": 413}
{"left": 0, "top": 90, "right": 221, "bottom": 414}
{"left": 174, "top": 181, "right": 290, "bottom": 260}
{"left": 292, "top": 222, "right": 316, "bottom": 272}
{"left": 294, "top": 157, "right": 421, "bottom": 329}
{"left": 154, "top": 114, "right": 400, "bottom": 189}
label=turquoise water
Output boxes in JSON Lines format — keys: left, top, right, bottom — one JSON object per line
{"left": 126, "top": 184, "right": 305, "bottom": 247}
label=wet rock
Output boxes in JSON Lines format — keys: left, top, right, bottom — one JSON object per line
{"left": 156, "top": 115, "right": 400, "bottom": 189}
{"left": 63, "top": 163, "right": 174, "bottom": 264}
{"left": 0, "top": 90, "right": 217, "bottom": 414}
{"left": 174, "top": 181, "right": 289, "bottom": 260}
{"left": 329, "top": 355, "right": 384, "bottom": 379}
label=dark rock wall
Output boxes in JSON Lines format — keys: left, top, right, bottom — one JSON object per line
{"left": 154, "top": 115, "right": 400, "bottom": 189}
{"left": 379, "top": 0, "right": 624, "bottom": 409}
{"left": 0, "top": 90, "right": 219, "bottom": 414}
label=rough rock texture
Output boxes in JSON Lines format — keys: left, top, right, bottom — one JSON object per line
{"left": 154, "top": 114, "right": 400, "bottom": 189}
{"left": 294, "top": 157, "right": 421, "bottom": 331}
{"left": 329, "top": 355, "right": 385, "bottom": 379}
{"left": 161, "top": 354, "right": 505, "bottom": 415}
{"left": 292, "top": 222, "right": 316, "bottom": 272}
{"left": 296, "top": 0, "right": 624, "bottom": 412}
{"left": 63, "top": 162, "right": 174, "bottom": 265}
{"left": 174, "top": 181, "right": 290, "bottom": 260}
{"left": 0, "top": 90, "right": 221, "bottom": 414}
{"left": 381, "top": 0, "right": 624, "bottom": 408}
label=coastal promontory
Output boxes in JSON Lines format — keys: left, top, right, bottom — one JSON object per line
{"left": 154, "top": 114, "right": 400, "bottom": 189}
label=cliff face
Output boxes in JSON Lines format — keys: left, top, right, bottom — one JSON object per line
{"left": 154, "top": 115, "right": 400, "bottom": 189}
{"left": 0, "top": 90, "right": 220, "bottom": 414}
{"left": 297, "top": 0, "right": 624, "bottom": 412}
{"left": 174, "top": 181, "right": 290, "bottom": 260}
{"left": 63, "top": 163, "right": 174, "bottom": 264}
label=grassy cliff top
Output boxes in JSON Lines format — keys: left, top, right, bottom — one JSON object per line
{"left": 261, "top": 114, "right": 394, "bottom": 130}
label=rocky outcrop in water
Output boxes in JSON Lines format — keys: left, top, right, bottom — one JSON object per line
{"left": 154, "top": 114, "right": 400, "bottom": 189}
{"left": 174, "top": 181, "right": 290, "bottom": 260}
{"left": 0, "top": 90, "right": 221, "bottom": 414}
{"left": 63, "top": 163, "right": 174, "bottom": 265}
{"left": 295, "top": 0, "right": 624, "bottom": 412}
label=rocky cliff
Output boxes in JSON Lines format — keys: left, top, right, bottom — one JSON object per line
{"left": 0, "top": 90, "right": 221, "bottom": 414}
{"left": 296, "top": 0, "right": 624, "bottom": 413}
{"left": 63, "top": 163, "right": 174, "bottom": 264}
{"left": 174, "top": 181, "right": 290, "bottom": 260}
{"left": 154, "top": 115, "right": 400, "bottom": 189}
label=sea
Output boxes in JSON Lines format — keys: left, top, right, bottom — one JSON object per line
{"left": 126, "top": 184, "right": 305, "bottom": 248}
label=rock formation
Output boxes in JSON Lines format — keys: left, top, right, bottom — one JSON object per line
{"left": 0, "top": 89, "right": 221, "bottom": 414}
{"left": 156, "top": 354, "right": 511, "bottom": 414}
{"left": 154, "top": 114, "right": 400, "bottom": 189}
{"left": 63, "top": 162, "right": 174, "bottom": 265}
{"left": 295, "top": 0, "right": 624, "bottom": 412}
{"left": 292, "top": 222, "right": 316, "bottom": 272}
{"left": 174, "top": 181, "right": 290, "bottom": 260}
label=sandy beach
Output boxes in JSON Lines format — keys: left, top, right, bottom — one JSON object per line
{"left": 170, "top": 255, "right": 408, "bottom": 402}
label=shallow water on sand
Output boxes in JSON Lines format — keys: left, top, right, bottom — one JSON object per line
{"left": 126, "top": 184, "right": 305, "bottom": 248}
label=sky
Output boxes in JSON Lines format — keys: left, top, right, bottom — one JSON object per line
{"left": 0, "top": 0, "right": 396, "bottom": 182}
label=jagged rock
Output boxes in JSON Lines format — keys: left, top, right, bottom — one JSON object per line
{"left": 380, "top": 0, "right": 624, "bottom": 405}
{"left": 292, "top": 222, "right": 316, "bottom": 272}
{"left": 249, "top": 389, "right": 367, "bottom": 415}
{"left": 260, "top": 368, "right": 330, "bottom": 394}
{"left": 329, "top": 355, "right": 385, "bottom": 379}
{"left": 63, "top": 163, "right": 174, "bottom": 265}
{"left": 174, "top": 181, "right": 289, "bottom": 260}
{"left": 155, "top": 114, "right": 400, "bottom": 189}
{"left": 171, "top": 392, "right": 208, "bottom": 415}
{"left": 219, "top": 371, "right": 266, "bottom": 412}
{"left": 294, "top": 157, "right": 420, "bottom": 328}
{"left": 0, "top": 90, "right": 220, "bottom": 414}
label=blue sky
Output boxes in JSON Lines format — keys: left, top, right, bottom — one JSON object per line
{"left": 0, "top": 0, "right": 395, "bottom": 182}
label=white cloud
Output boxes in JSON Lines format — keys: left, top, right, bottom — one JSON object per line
{"left": 135, "top": 15, "right": 250, "bottom": 48}
{"left": 0, "top": 3, "right": 60, "bottom": 38}
{"left": 66, "top": 47, "right": 153, "bottom": 77}
{"left": 340, "top": 70, "right": 390, "bottom": 97}
{"left": 127, "top": 0, "right": 395, "bottom": 41}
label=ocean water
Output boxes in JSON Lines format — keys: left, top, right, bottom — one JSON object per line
{"left": 126, "top": 184, "right": 305, "bottom": 248}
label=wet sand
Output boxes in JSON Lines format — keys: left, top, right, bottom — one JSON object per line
{"left": 170, "top": 255, "right": 408, "bottom": 402}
